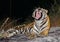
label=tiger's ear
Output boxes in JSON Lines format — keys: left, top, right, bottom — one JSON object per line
{"left": 41, "top": 8, "right": 48, "bottom": 14}
{"left": 45, "top": 9, "right": 48, "bottom": 14}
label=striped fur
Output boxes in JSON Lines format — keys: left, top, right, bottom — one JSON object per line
{"left": 0, "top": 8, "right": 50, "bottom": 39}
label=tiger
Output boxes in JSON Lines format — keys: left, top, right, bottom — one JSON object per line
{"left": 32, "top": 7, "right": 50, "bottom": 37}
{"left": 0, "top": 7, "right": 50, "bottom": 39}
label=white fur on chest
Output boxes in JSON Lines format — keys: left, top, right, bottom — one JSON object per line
{"left": 33, "top": 13, "right": 48, "bottom": 35}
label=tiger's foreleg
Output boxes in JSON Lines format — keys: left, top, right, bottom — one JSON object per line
{"left": 39, "top": 16, "right": 50, "bottom": 36}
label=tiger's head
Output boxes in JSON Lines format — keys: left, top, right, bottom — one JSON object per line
{"left": 32, "top": 7, "right": 48, "bottom": 20}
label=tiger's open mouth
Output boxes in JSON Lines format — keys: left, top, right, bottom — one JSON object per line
{"left": 34, "top": 9, "right": 42, "bottom": 20}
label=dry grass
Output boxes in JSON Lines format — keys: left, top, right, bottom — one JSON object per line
{"left": 49, "top": 4, "right": 60, "bottom": 27}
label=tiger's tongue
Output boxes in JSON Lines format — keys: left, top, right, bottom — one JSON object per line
{"left": 35, "top": 12, "right": 41, "bottom": 19}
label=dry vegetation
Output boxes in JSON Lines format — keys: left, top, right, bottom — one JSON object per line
{"left": 49, "top": 0, "right": 60, "bottom": 27}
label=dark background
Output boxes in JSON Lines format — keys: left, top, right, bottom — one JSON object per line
{"left": 1, "top": 0, "right": 54, "bottom": 19}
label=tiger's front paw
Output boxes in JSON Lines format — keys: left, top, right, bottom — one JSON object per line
{"left": 27, "top": 34, "right": 37, "bottom": 39}
{"left": 2, "top": 32, "right": 9, "bottom": 38}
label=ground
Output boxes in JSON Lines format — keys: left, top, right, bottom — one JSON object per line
{"left": 0, "top": 27, "right": 60, "bottom": 42}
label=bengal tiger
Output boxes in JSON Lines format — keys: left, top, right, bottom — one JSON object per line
{"left": 0, "top": 7, "right": 50, "bottom": 39}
